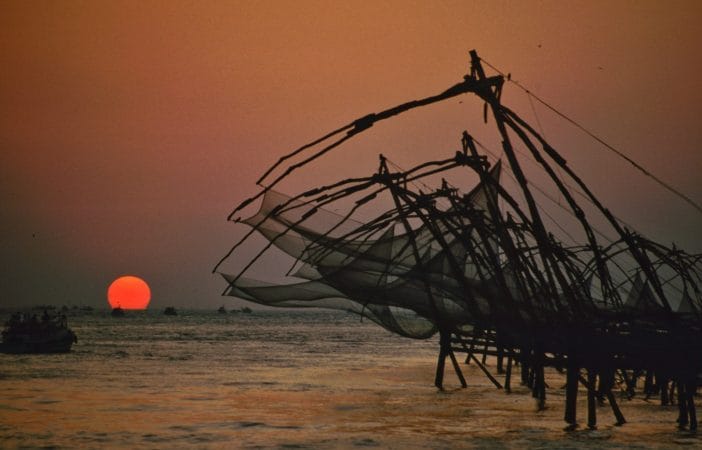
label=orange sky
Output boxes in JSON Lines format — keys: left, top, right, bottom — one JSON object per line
{"left": 1, "top": 0, "right": 700, "bottom": 308}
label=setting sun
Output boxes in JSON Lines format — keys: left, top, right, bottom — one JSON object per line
{"left": 107, "top": 276, "right": 151, "bottom": 309}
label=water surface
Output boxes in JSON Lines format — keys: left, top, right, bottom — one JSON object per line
{"left": 0, "top": 310, "right": 697, "bottom": 448}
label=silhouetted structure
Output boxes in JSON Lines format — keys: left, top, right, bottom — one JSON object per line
{"left": 216, "top": 51, "right": 702, "bottom": 431}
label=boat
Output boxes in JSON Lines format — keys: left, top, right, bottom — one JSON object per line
{"left": 163, "top": 306, "right": 178, "bottom": 315}
{"left": 217, "top": 305, "right": 227, "bottom": 314}
{"left": 1, "top": 312, "right": 77, "bottom": 354}
{"left": 111, "top": 307, "right": 125, "bottom": 317}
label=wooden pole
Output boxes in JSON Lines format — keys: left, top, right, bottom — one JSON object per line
{"left": 600, "top": 369, "right": 626, "bottom": 426}
{"left": 677, "top": 377, "right": 689, "bottom": 429}
{"left": 504, "top": 356, "right": 513, "bottom": 394}
{"left": 496, "top": 345, "right": 505, "bottom": 374}
{"left": 686, "top": 377, "right": 697, "bottom": 431}
{"left": 587, "top": 369, "right": 598, "bottom": 430}
{"left": 564, "top": 359, "right": 579, "bottom": 430}
{"left": 435, "top": 344, "right": 447, "bottom": 390}
{"left": 470, "top": 354, "right": 503, "bottom": 389}
{"left": 448, "top": 347, "right": 468, "bottom": 388}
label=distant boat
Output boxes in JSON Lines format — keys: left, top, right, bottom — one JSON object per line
{"left": 111, "top": 307, "right": 125, "bottom": 317}
{"left": 217, "top": 306, "right": 227, "bottom": 314}
{"left": 1, "top": 312, "right": 77, "bottom": 354}
{"left": 163, "top": 306, "right": 178, "bottom": 316}
{"left": 240, "top": 306, "right": 252, "bottom": 314}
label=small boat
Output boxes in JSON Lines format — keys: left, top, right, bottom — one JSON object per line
{"left": 111, "top": 307, "right": 125, "bottom": 317}
{"left": 217, "top": 306, "right": 227, "bottom": 314}
{"left": 1, "top": 312, "right": 77, "bottom": 354}
{"left": 163, "top": 306, "right": 177, "bottom": 316}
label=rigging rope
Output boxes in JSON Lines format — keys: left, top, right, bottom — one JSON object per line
{"left": 479, "top": 57, "right": 702, "bottom": 216}
{"left": 526, "top": 90, "right": 566, "bottom": 207}
{"left": 527, "top": 92, "right": 546, "bottom": 139}
{"left": 472, "top": 137, "right": 613, "bottom": 246}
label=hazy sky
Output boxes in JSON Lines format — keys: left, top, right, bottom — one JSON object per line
{"left": 1, "top": 0, "right": 700, "bottom": 309}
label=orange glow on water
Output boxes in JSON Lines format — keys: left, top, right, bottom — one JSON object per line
{"left": 107, "top": 276, "right": 151, "bottom": 309}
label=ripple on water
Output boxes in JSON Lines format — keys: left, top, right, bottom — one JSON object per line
{"left": 0, "top": 404, "right": 25, "bottom": 411}
{"left": 169, "top": 424, "right": 197, "bottom": 432}
{"left": 225, "top": 421, "right": 303, "bottom": 430}
{"left": 33, "top": 398, "right": 61, "bottom": 404}
{"left": 222, "top": 380, "right": 279, "bottom": 387}
{"left": 353, "top": 437, "right": 380, "bottom": 447}
{"left": 141, "top": 433, "right": 169, "bottom": 443}
{"left": 182, "top": 396, "right": 217, "bottom": 401}
{"left": 1, "top": 311, "right": 691, "bottom": 449}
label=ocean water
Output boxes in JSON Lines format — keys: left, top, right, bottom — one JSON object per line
{"left": 0, "top": 309, "right": 699, "bottom": 449}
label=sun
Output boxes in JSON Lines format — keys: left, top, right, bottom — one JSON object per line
{"left": 107, "top": 275, "right": 151, "bottom": 309}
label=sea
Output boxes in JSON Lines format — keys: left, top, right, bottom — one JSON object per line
{"left": 1, "top": 309, "right": 699, "bottom": 449}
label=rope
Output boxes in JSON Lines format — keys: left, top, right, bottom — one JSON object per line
{"left": 479, "top": 57, "right": 702, "bottom": 216}
{"left": 471, "top": 137, "right": 617, "bottom": 245}
{"left": 527, "top": 92, "right": 546, "bottom": 138}
{"left": 526, "top": 90, "right": 566, "bottom": 206}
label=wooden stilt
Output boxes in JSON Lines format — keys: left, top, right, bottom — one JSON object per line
{"left": 595, "top": 371, "right": 606, "bottom": 406}
{"left": 620, "top": 370, "right": 636, "bottom": 399}
{"left": 660, "top": 377, "right": 670, "bottom": 405}
{"left": 539, "top": 364, "right": 547, "bottom": 407}
{"left": 449, "top": 348, "right": 468, "bottom": 388}
{"left": 643, "top": 370, "right": 654, "bottom": 397}
{"left": 496, "top": 346, "right": 505, "bottom": 374}
{"left": 686, "top": 378, "right": 697, "bottom": 431}
{"left": 527, "top": 365, "right": 535, "bottom": 389}
{"left": 606, "top": 390, "right": 626, "bottom": 426}
{"left": 587, "top": 369, "right": 597, "bottom": 430}
{"left": 521, "top": 348, "right": 530, "bottom": 386}
{"left": 435, "top": 330, "right": 451, "bottom": 390}
{"left": 481, "top": 331, "right": 489, "bottom": 365}
{"left": 435, "top": 345, "right": 447, "bottom": 390}
{"left": 564, "top": 361, "right": 579, "bottom": 429}
{"left": 600, "top": 369, "right": 626, "bottom": 426}
{"left": 677, "top": 377, "right": 688, "bottom": 429}
{"left": 465, "top": 330, "right": 478, "bottom": 364}
{"left": 437, "top": 330, "right": 467, "bottom": 389}
{"left": 531, "top": 353, "right": 546, "bottom": 411}
{"left": 504, "top": 356, "right": 513, "bottom": 394}
{"left": 470, "top": 353, "right": 503, "bottom": 389}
